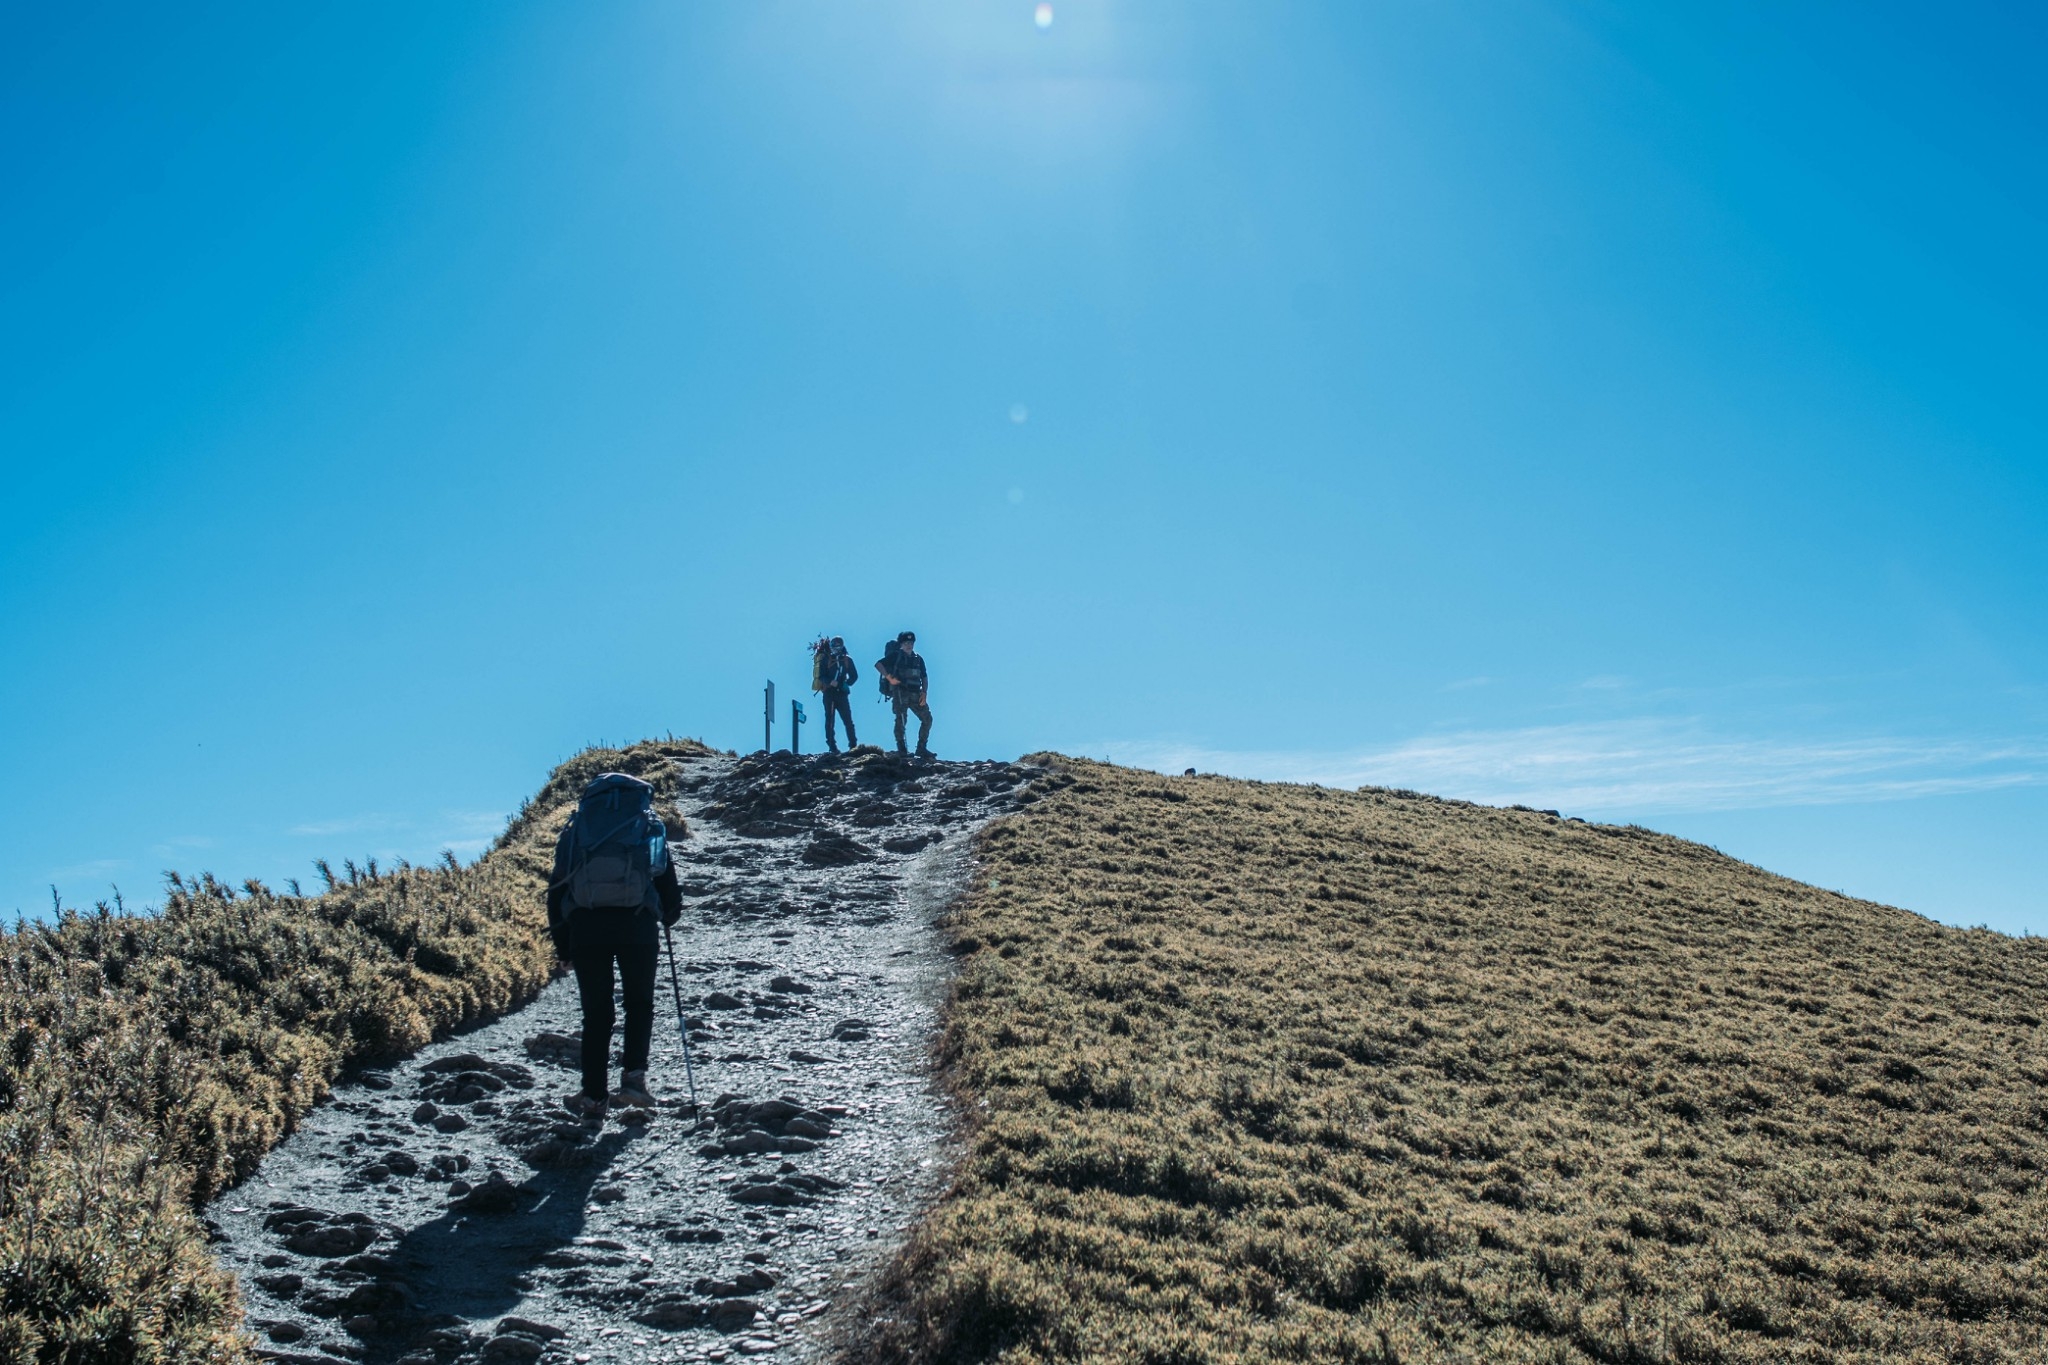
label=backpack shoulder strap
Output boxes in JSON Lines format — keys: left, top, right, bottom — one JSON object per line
{"left": 547, "top": 813, "right": 582, "bottom": 892}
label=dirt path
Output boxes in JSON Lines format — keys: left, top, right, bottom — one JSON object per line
{"left": 208, "top": 749, "right": 1031, "bottom": 1365}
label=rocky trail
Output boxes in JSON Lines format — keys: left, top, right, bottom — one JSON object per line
{"left": 207, "top": 748, "right": 1036, "bottom": 1365}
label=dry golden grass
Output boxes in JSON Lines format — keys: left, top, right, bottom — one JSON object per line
{"left": 0, "top": 738, "right": 710, "bottom": 1363}
{"left": 866, "top": 758, "right": 2048, "bottom": 1364}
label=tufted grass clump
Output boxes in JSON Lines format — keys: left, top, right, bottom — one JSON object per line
{"left": 0, "top": 738, "right": 710, "bottom": 1363}
{"left": 865, "top": 757, "right": 2048, "bottom": 1364}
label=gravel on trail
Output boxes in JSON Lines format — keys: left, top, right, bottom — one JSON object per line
{"left": 206, "top": 748, "right": 1036, "bottom": 1365}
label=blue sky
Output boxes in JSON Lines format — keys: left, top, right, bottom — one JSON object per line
{"left": 3, "top": 2, "right": 2043, "bottom": 933}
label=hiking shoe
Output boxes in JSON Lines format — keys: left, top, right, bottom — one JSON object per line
{"left": 563, "top": 1090, "right": 608, "bottom": 1121}
{"left": 915, "top": 748, "right": 936, "bottom": 761}
{"left": 614, "top": 1070, "right": 654, "bottom": 1108}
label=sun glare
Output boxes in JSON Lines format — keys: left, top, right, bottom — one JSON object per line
{"left": 1034, "top": 4, "right": 1054, "bottom": 30}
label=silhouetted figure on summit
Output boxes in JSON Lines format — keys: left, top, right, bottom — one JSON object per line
{"left": 812, "top": 635, "right": 859, "bottom": 753}
{"left": 877, "top": 630, "right": 933, "bottom": 759}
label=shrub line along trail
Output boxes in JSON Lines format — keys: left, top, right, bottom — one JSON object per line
{"left": 2, "top": 733, "right": 604, "bottom": 1364}
{"left": 8, "top": 743, "right": 2045, "bottom": 1363}
{"left": 206, "top": 748, "right": 1034, "bottom": 1365}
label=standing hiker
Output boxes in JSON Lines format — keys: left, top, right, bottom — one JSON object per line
{"left": 876, "top": 629, "right": 933, "bottom": 758}
{"left": 812, "top": 635, "right": 859, "bottom": 753}
{"left": 546, "top": 772, "right": 683, "bottom": 1119}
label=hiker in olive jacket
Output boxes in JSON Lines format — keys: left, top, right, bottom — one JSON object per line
{"left": 876, "top": 630, "right": 933, "bottom": 757}
{"left": 547, "top": 773, "right": 684, "bottom": 1117}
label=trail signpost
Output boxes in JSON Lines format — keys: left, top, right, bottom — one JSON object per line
{"left": 763, "top": 680, "right": 775, "bottom": 753}
{"left": 791, "top": 699, "right": 807, "bottom": 754}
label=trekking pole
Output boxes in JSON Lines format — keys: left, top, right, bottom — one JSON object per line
{"left": 661, "top": 920, "right": 700, "bottom": 1113}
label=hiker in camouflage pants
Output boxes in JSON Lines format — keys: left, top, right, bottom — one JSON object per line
{"left": 878, "top": 630, "right": 932, "bottom": 758}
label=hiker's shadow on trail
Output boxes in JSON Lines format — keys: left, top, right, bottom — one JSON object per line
{"left": 367, "top": 1126, "right": 640, "bottom": 1364}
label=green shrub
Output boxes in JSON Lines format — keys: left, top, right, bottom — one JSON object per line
{"left": 0, "top": 739, "right": 710, "bottom": 1362}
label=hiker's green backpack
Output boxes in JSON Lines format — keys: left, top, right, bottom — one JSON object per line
{"left": 876, "top": 639, "right": 900, "bottom": 698}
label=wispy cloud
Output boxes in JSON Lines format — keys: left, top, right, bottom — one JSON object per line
{"left": 282, "top": 808, "right": 510, "bottom": 868}
{"left": 438, "top": 810, "right": 509, "bottom": 839}
{"left": 50, "top": 857, "right": 125, "bottom": 878}
{"left": 431, "top": 811, "right": 507, "bottom": 861}
{"left": 290, "top": 809, "right": 503, "bottom": 842}
{"left": 42, "top": 858, "right": 126, "bottom": 899}
{"left": 289, "top": 814, "right": 401, "bottom": 837}
{"left": 1098, "top": 719, "right": 2048, "bottom": 817}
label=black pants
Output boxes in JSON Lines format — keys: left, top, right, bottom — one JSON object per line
{"left": 570, "top": 930, "right": 657, "bottom": 1101}
{"left": 822, "top": 688, "right": 856, "bottom": 748}
{"left": 893, "top": 694, "right": 932, "bottom": 753}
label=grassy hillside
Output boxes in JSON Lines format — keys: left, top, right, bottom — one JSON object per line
{"left": 866, "top": 758, "right": 2048, "bottom": 1364}
{"left": 0, "top": 738, "right": 708, "bottom": 1364}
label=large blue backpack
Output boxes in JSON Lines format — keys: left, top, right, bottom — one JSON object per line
{"left": 555, "top": 773, "right": 668, "bottom": 914}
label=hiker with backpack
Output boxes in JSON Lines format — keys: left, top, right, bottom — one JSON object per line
{"left": 546, "top": 772, "right": 683, "bottom": 1119}
{"left": 876, "top": 630, "right": 933, "bottom": 758}
{"left": 811, "top": 635, "right": 859, "bottom": 753}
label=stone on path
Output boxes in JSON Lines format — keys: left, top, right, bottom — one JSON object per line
{"left": 202, "top": 750, "right": 1039, "bottom": 1365}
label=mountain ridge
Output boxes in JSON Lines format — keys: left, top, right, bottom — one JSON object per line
{"left": 4, "top": 744, "right": 2042, "bottom": 1363}
{"left": 860, "top": 757, "right": 2047, "bottom": 1363}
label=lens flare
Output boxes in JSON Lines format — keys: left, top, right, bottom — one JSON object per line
{"left": 1034, "top": 4, "right": 1053, "bottom": 30}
